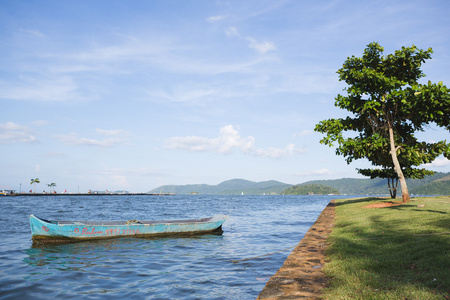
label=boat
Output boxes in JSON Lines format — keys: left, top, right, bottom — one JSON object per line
{"left": 29, "top": 214, "right": 228, "bottom": 244}
{"left": 0, "top": 188, "right": 16, "bottom": 196}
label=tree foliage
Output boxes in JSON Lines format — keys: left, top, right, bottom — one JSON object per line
{"left": 315, "top": 42, "right": 450, "bottom": 202}
{"left": 30, "top": 178, "right": 40, "bottom": 193}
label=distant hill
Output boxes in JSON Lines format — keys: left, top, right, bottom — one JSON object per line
{"left": 282, "top": 184, "right": 340, "bottom": 195}
{"left": 148, "top": 172, "right": 450, "bottom": 195}
{"left": 303, "top": 172, "right": 450, "bottom": 195}
{"left": 148, "top": 179, "right": 292, "bottom": 195}
{"left": 411, "top": 175, "right": 450, "bottom": 195}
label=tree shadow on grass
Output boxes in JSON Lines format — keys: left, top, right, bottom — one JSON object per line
{"left": 334, "top": 197, "right": 387, "bottom": 207}
{"left": 387, "top": 205, "right": 448, "bottom": 215}
{"left": 325, "top": 203, "right": 449, "bottom": 299}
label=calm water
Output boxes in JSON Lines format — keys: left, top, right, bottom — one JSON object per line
{"left": 0, "top": 194, "right": 350, "bottom": 299}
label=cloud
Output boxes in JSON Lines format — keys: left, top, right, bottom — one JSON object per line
{"left": 44, "top": 152, "right": 66, "bottom": 157}
{"left": 254, "top": 143, "right": 306, "bottom": 158}
{"left": 164, "top": 125, "right": 305, "bottom": 158}
{"left": 206, "top": 15, "right": 227, "bottom": 23}
{"left": 247, "top": 38, "right": 276, "bottom": 54}
{"left": 294, "top": 169, "right": 332, "bottom": 176}
{"left": 95, "top": 129, "right": 127, "bottom": 136}
{"left": 165, "top": 125, "right": 254, "bottom": 154}
{"left": 0, "top": 122, "right": 37, "bottom": 144}
{"left": 422, "top": 157, "right": 450, "bottom": 168}
{"left": 99, "top": 167, "right": 166, "bottom": 177}
{"left": 56, "top": 129, "right": 130, "bottom": 147}
{"left": 296, "top": 130, "right": 314, "bottom": 137}
{"left": 225, "top": 26, "right": 239, "bottom": 37}
{"left": 225, "top": 27, "right": 275, "bottom": 54}
{"left": 94, "top": 167, "right": 167, "bottom": 189}
{"left": 31, "top": 120, "right": 50, "bottom": 126}
{"left": 0, "top": 76, "right": 79, "bottom": 102}
{"left": 20, "top": 28, "right": 46, "bottom": 38}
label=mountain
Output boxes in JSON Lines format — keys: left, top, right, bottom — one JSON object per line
{"left": 148, "top": 179, "right": 292, "bottom": 195}
{"left": 148, "top": 172, "right": 450, "bottom": 195}
{"left": 302, "top": 172, "right": 450, "bottom": 195}
{"left": 411, "top": 174, "right": 450, "bottom": 195}
{"left": 282, "top": 184, "right": 340, "bottom": 195}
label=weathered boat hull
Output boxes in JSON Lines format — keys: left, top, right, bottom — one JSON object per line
{"left": 30, "top": 214, "right": 228, "bottom": 244}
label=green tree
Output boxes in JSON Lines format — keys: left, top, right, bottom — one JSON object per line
{"left": 356, "top": 137, "right": 442, "bottom": 198}
{"left": 47, "top": 182, "right": 56, "bottom": 193}
{"left": 315, "top": 42, "right": 450, "bottom": 202}
{"left": 30, "top": 178, "right": 40, "bottom": 193}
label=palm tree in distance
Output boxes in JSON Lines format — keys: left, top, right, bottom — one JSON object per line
{"left": 30, "top": 178, "right": 40, "bottom": 193}
{"left": 50, "top": 182, "right": 56, "bottom": 193}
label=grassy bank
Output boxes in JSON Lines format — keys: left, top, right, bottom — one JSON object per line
{"left": 322, "top": 196, "right": 449, "bottom": 300}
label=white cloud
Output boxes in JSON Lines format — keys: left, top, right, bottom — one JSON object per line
{"left": 255, "top": 143, "right": 306, "bottom": 158}
{"left": 96, "top": 128, "right": 127, "bottom": 136}
{"left": 99, "top": 167, "right": 165, "bottom": 177}
{"left": 0, "top": 76, "right": 79, "bottom": 102}
{"left": 56, "top": 129, "right": 130, "bottom": 147}
{"left": 225, "top": 26, "right": 239, "bottom": 37}
{"left": 206, "top": 15, "right": 227, "bottom": 23}
{"left": 165, "top": 125, "right": 254, "bottom": 154}
{"left": 216, "top": 125, "right": 255, "bottom": 154}
{"left": 422, "top": 157, "right": 450, "bottom": 168}
{"left": 20, "top": 28, "right": 46, "bottom": 38}
{"left": 94, "top": 167, "right": 167, "bottom": 189}
{"left": 294, "top": 169, "right": 332, "bottom": 176}
{"left": 151, "top": 87, "right": 218, "bottom": 103}
{"left": 44, "top": 152, "right": 66, "bottom": 157}
{"left": 104, "top": 174, "right": 129, "bottom": 189}
{"left": 0, "top": 122, "right": 37, "bottom": 144}
{"left": 247, "top": 38, "right": 276, "bottom": 54}
{"left": 164, "top": 125, "right": 305, "bottom": 158}
{"left": 31, "top": 120, "right": 50, "bottom": 127}
{"left": 296, "top": 130, "right": 314, "bottom": 137}
{"left": 225, "top": 27, "right": 275, "bottom": 54}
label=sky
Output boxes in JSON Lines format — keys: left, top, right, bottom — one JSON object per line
{"left": 1, "top": 0, "right": 449, "bottom": 193}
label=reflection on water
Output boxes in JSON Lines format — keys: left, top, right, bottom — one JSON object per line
{"left": 0, "top": 195, "right": 349, "bottom": 299}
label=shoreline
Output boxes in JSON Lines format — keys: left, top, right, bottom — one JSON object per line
{"left": 257, "top": 200, "right": 335, "bottom": 299}
{"left": 1, "top": 193, "right": 176, "bottom": 196}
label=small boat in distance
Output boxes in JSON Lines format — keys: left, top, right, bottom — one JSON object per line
{"left": 30, "top": 214, "right": 228, "bottom": 244}
{"left": 0, "top": 188, "right": 16, "bottom": 196}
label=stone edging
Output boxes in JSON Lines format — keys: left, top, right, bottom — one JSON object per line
{"left": 256, "top": 200, "right": 336, "bottom": 299}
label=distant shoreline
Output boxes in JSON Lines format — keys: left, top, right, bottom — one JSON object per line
{"left": 2, "top": 193, "right": 176, "bottom": 196}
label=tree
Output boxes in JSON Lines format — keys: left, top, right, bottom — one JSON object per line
{"left": 47, "top": 182, "right": 57, "bottom": 193}
{"left": 356, "top": 136, "right": 442, "bottom": 198}
{"left": 30, "top": 178, "right": 40, "bottom": 193}
{"left": 315, "top": 42, "right": 450, "bottom": 202}
{"left": 357, "top": 167, "right": 434, "bottom": 199}
{"left": 50, "top": 182, "right": 56, "bottom": 193}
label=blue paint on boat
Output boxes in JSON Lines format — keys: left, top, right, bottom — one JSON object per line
{"left": 30, "top": 214, "right": 228, "bottom": 243}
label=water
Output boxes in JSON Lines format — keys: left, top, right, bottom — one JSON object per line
{"left": 0, "top": 194, "right": 350, "bottom": 299}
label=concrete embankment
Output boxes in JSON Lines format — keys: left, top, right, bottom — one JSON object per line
{"left": 257, "top": 200, "right": 336, "bottom": 299}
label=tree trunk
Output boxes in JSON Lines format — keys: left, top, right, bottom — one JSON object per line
{"left": 388, "top": 178, "right": 393, "bottom": 198}
{"left": 387, "top": 178, "right": 398, "bottom": 199}
{"left": 388, "top": 126, "right": 410, "bottom": 202}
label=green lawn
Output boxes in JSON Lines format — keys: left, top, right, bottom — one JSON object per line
{"left": 322, "top": 196, "right": 450, "bottom": 300}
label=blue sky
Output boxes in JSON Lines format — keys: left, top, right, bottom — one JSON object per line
{"left": 1, "top": 0, "right": 449, "bottom": 193}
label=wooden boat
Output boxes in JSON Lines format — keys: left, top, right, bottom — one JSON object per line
{"left": 30, "top": 214, "right": 228, "bottom": 244}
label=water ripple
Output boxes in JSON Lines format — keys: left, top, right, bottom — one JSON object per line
{"left": 0, "top": 194, "right": 351, "bottom": 299}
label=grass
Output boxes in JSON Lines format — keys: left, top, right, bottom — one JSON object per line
{"left": 321, "top": 196, "right": 450, "bottom": 300}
